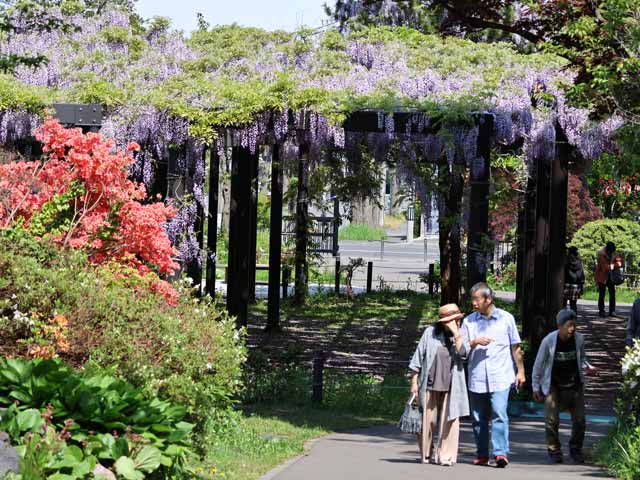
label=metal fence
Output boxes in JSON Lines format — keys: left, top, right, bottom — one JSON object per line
{"left": 282, "top": 216, "right": 338, "bottom": 255}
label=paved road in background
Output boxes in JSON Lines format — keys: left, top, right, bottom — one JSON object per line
{"left": 328, "top": 238, "right": 440, "bottom": 290}
{"left": 336, "top": 237, "right": 439, "bottom": 263}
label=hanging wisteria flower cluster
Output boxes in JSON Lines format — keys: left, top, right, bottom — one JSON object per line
{"left": 0, "top": 7, "right": 625, "bottom": 266}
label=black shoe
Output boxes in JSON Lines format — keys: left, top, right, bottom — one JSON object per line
{"left": 495, "top": 455, "right": 509, "bottom": 468}
{"left": 598, "top": 312, "right": 606, "bottom": 318}
{"left": 570, "top": 449, "right": 584, "bottom": 464}
{"left": 548, "top": 449, "right": 563, "bottom": 463}
{"left": 609, "top": 311, "right": 618, "bottom": 317}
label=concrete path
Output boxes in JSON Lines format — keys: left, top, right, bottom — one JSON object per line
{"left": 266, "top": 418, "right": 613, "bottom": 480}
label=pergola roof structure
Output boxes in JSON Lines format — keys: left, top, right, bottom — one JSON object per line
{"left": 0, "top": 8, "right": 624, "bottom": 346}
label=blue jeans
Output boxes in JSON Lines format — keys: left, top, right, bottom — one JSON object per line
{"left": 469, "top": 388, "right": 510, "bottom": 457}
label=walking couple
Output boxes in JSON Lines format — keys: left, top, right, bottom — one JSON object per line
{"left": 409, "top": 283, "right": 525, "bottom": 467}
{"left": 409, "top": 282, "right": 594, "bottom": 467}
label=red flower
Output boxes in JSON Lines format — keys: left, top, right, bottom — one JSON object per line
{"left": 0, "top": 119, "right": 179, "bottom": 303}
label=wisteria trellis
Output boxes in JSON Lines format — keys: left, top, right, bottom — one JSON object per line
{"left": 0, "top": 7, "right": 623, "bottom": 267}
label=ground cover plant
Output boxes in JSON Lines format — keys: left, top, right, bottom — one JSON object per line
{"left": 0, "top": 357, "right": 194, "bottom": 479}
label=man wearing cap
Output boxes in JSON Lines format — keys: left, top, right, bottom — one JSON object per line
{"left": 409, "top": 303, "right": 470, "bottom": 466}
{"left": 461, "top": 282, "right": 525, "bottom": 468}
{"left": 532, "top": 308, "right": 596, "bottom": 464}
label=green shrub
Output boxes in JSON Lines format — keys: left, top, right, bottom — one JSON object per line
{"left": 487, "top": 263, "right": 517, "bottom": 291}
{"left": 594, "top": 420, "right": 640, "bottom": 480}
{"left": 0, "top": 358, "right": 194, "bottom": 479}
{"left": 0, "top": 228, "right": 246, "bottom": 425}
{"left": 570, "top": 219, "right": 640, "bottom": 275}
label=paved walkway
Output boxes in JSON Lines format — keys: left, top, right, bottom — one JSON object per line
{"left": 265, "top": 418, "right": 613, "bottom": 480}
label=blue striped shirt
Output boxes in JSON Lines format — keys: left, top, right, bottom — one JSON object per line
{"left": 461, "top": 307, "right": 521, "bottom": 393}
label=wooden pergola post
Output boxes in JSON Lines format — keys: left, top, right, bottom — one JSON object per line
{"left": 205, "top": 144, "right": 221, "bottom": 297}
{"left": 227, "top": 146, "right": 258, "bottom": 327}
{"left": 520, "top": 123, "right": 570, "bottom": 349}
{"left": 247, "top": 147, "right": 259, "bottom": 303}
{"left": 466, "top": 114, "right": 493, "bottom": 293}
{"left": 293, "top": 143, "right": 310, "bottom": 305}
{"left": 266, "top": 144, "right": 283, "bottom": 332}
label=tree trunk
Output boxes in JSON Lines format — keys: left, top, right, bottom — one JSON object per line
{"left": 351, "top": 197, "right": 381, "bottom": 226}
{"left": 379, "top": 163, "right": 387, "bottom": 227}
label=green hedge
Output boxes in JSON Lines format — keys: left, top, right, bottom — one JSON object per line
{"left": 0, "top": 228, "right": 246, "bottom": 425}
{"left": 570, "top": 219, "right": 640, "bottom": 275}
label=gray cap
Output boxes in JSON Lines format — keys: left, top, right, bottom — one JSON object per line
{"left": 556, "top": 308, "right": 577, "bottom": 325}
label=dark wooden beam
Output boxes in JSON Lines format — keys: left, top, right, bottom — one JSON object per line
{"left": 227, "top": 146, "right": 256, "bottom": 327}
{"left": 548, "top": 124, "right": 570, "bottom": 322}
{"left": 438, "top": 161, "right": 464, "bottom": 306}
{"left": 205, "top": 144, "right": 221, "bottom": 297}
{"left": 247, "top": 147, "right": 259, "bottom": 303}
{"left": 466, "top": 114, "right": 493, "bottom": 292}
{"left": 293, "top": 144, "right": 310, "bottom": 304}
{"left": 186, "top": 146, "right": 207, "bottom": 295}
{"left": 266, "top": 144, "right": 283, "bottom": 332}
{"left": 342, "top": 111, "right": 440, "bottom": 134}
{"left": 521, "top": 123, "right": 570, "bottom": 349}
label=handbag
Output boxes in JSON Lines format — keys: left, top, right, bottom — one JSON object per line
{"left": 611, "top": 266, "right": 625, "bottom": 286}
{"left": 398, "top": 393, "right": 422, "bottom": 434}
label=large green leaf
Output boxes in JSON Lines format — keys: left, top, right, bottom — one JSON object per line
{"left": 16, "top": 408, "right": 42, "bottom": 432}
{"left": 47, "top": 474, "right": 76, "bottom": 480}
{"left": 133, "top": 446, "right": 162, "bottom": 473}
{"left": 71, "top": 456, "right": 96, "bottom": 477}
{"left": 114, "top": 456, "right": 144, "bottom": 480}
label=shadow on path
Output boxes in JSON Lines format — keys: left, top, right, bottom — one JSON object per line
{"left": 267, "top": 418, "right": 613, "bottom": 480}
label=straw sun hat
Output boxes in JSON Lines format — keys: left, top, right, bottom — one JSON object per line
{"left": 437, "top": 304, "right": 464, "bottom": 323}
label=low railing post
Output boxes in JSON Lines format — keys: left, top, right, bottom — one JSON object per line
{"left": 312, "top": 352, "right": 325, "bottom": 404}
{"left": 334, "top": 258, "right": 341, "bottom": 295}
{"left": 282, "top": 266, "right": 290, "bottom": 299}
{"left": 428, "top": 263, "right": 435, "bottom": 296}
{"left": 366, "top": 261, "right": 373, "bottom": 293}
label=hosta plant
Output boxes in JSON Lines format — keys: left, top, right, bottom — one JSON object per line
{"left": 0, "top": 358, "right": 195, "bottom": 479}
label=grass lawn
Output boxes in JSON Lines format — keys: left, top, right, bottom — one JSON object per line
{"left": 581, "top": 286, "right": 638, "bottom": 304}
{"left": 204, "top": 403, "right": 400, "bottom": 480}
{"left": 339, "top": 223, "right": 388, "bottom": 241}
{"left": 490, "top": 281, "right": 638, "bottom": 304}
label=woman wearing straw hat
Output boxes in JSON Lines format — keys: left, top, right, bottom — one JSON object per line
{"left": 409, "top": 304, "right": 470, "bottom": 466}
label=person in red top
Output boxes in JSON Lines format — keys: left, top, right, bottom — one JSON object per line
{"left": 595, "top": 241, "right": 616, "bottom": 317}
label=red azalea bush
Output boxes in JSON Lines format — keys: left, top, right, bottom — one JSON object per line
{"left": 0, "top": 119, "right": 179, "bottom": 301}
{"left": 489, "top": 192, "right": 519, "bottom": 241}
{"left": 567, "top": 174, "right": 603, "bottom": 239}
{"left": 489, "top": 174, "right": 602, "bottom": 242}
